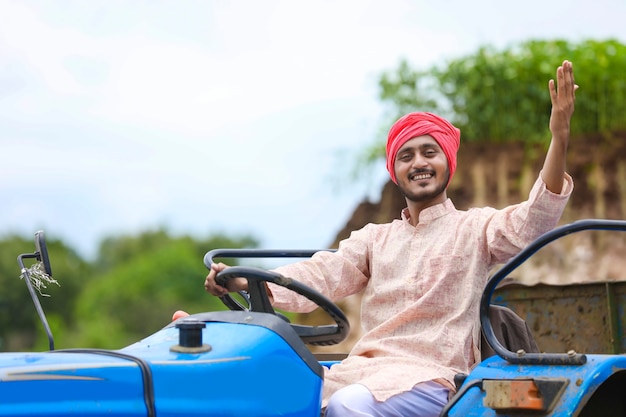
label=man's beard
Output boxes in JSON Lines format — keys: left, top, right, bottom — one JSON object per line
{"left": 399, "top": 168, "right": 450, "bottom": 203}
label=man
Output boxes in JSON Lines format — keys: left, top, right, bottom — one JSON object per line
{"left": 204, "top": 60, "right": 577, "bottom": 416}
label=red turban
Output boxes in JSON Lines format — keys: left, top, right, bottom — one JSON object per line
{"left": 386, "top": 112, "right": 461, "bottom": 186}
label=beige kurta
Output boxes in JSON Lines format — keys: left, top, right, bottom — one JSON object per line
{"left": 270, "top": 174, "right": 573, "bottom": 405}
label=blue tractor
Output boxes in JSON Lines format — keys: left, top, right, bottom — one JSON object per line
{"left": 1, "top": 219, "right": 626, "bottom": 416}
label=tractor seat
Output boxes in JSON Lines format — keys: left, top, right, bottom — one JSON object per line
{"left": 480, "top": 304, "right": 539, "bottom": 361}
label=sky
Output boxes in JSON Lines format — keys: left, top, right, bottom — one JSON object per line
{"left": 1, "top": 0, "right": 625, "bottom": 260}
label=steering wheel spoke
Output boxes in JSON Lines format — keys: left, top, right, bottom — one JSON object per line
{"left": 247, "top": 279, "right": 275, "bottom": 315}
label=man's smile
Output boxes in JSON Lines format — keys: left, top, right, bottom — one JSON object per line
{"left": 409, "top": 171, "right": 435, "bottom": 181}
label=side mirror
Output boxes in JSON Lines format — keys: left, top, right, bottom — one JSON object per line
{"left": 34, "top": 230, "right": 52, "bottom": 277}
{"left": 17, "top": 230, "right": 56, "bottom": 350}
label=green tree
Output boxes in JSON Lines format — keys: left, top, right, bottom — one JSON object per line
{"left": 0, "top": 234, "right": 88, "bottom": 351}
{"left": 64, "top": 231, "right": 258, "bottom": 349}
{"left": 369, "top": 38, "right": 626, "bottom": 164}
{"left": 0, "top": 228, "right": 259, "bottom": 351}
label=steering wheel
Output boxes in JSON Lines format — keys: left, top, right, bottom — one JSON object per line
{"left": 215, "top": 266, "right": 350, "bottom": 346}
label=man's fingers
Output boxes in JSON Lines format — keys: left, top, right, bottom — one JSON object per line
{"left": 204, "top": 269, "right": 230, "bottom": 296}
{"left": 551, "top": 61, "right": 577, "bottom": 106}
{"left": 558, "top": 61, "right": 576, "bottom": 98}
{"left": 548, "top": 79, "right": 558, "bottom": 104}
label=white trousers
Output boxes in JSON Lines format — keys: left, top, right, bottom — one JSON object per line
{"left": 324, "top": 381, "right": 449, "bottom": 417}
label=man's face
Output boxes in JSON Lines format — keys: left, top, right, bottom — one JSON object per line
{"left": 394, "top": 135, "right": 450, "bottom": 204}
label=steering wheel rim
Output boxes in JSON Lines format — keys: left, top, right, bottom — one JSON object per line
{"left": 215, "top": 266, "right": 350, "bottom": 346}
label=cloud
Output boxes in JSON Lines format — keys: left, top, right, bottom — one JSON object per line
{"left": 1, "top": 0, "right": 626, "bottom": 258}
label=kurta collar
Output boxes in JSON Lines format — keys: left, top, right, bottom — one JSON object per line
{"left": 401, "top": 198, "right": 456, "bottom": 224}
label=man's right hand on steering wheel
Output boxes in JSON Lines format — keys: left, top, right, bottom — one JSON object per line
{"left": 204, "top": 264, "right": 350, "bottom": 346}
{"left": 204, "top": 263, "right": 248, "bottom": 296}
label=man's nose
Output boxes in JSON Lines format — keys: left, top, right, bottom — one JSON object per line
{"left": 411, "top": 154, "right": 428, "bottom": 169}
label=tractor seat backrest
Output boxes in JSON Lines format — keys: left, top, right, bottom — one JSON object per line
{"left": 480, "top": 304, "right": 539, "bottom": 361}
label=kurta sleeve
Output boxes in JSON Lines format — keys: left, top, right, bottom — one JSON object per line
{"left": 268, "top": 226, "right": 373, "bottom": 313}
{"left": 485, "top": 172, "right": 573, "bottom": 265}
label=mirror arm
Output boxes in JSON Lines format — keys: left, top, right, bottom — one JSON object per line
{"left": 17, "top": 253, "right": 55, "bottom": 351}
